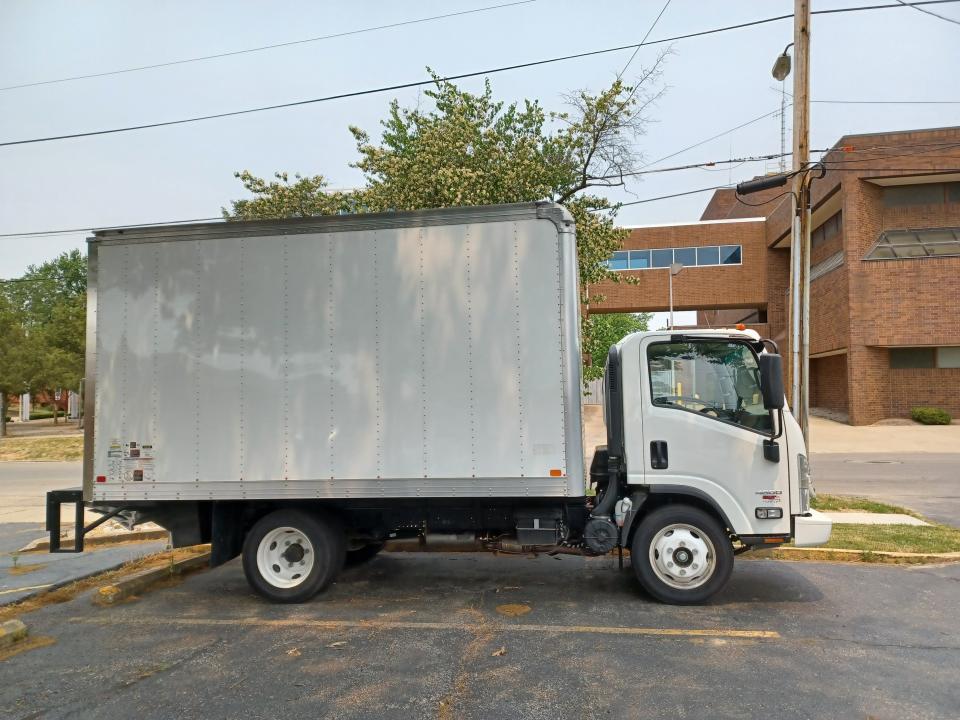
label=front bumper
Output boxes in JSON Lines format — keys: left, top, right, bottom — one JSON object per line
{"left": 793, "top": 509, "right": 832, "bottom": 547}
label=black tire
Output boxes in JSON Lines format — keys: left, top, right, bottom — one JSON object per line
{"left": 345, "top": 541, "right": 385, "bottom": 567}
{"left": 630, "top": 505, "right": 734, "bottom": 605}
{"left": 242, "top": 509, "right": 346, "bottom": 603}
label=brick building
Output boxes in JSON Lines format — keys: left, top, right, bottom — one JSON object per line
{"left": 589, "top": 126, "right": 960, "bottom": 425}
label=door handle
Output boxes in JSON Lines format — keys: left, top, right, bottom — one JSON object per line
{"left": 650, "top": 441, "right": 668, "bottom": 470}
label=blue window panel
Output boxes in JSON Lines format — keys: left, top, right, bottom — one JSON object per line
{"left": 629, "top": 250, "right": 650, "bottom": 269}
{"left": 720, "top": 245, "right": 742, "bottom": 264}
{"left": 697, "top": 246, "right": 720, "bottom": 266}
{"left": 673, "top": 248, "right": 696, "bottom": 267}
{"left": 651, "top": 249, "right": 673, "bottom": 268}
{"left": 608, "top": 251, "right": 629, "bottom": 270}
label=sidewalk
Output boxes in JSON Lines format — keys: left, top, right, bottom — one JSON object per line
{"left": 585, "top": 407, "right": 960, "bottom": 457}
{"left": 809, "top": 416, "right": 960, "bottom": 454}
{"left": 821, "top": 512, "right": 928, "bottom": 526}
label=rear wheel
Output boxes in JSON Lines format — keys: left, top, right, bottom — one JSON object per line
{"left": 242, "top": 509, "right": 345, "bottom": 603}
{"left": 631, "top": 505, "right": 733, "bottom": 605}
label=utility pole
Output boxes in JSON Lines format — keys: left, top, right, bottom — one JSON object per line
{"left": 791, "top": 0, "right": 812, "bottom": 447}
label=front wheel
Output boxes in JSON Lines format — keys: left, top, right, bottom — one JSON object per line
{"left": 631, "top": 505, "right": 733, "bottom": 605}
{"left": 242, "top": 509, "right": 346, "bottom": 603}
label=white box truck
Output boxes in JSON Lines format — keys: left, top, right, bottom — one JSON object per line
{"left": 47, "top": 202, "right": 831, "bottom": 604}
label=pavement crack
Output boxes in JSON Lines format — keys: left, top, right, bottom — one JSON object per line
{"left": 54, "top": 636, "right": 228, "bottom": 720}
{"left": 809, "top": 635, "right": 960, "bottom": 652}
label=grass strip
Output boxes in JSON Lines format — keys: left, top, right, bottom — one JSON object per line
{"left": 811, "top": 493, "right": 923, "bottom": 517}
{"left": 818, "top": 523, "right": 960, "bottom": 554}
{"left": 0, "top": 436, "right": 83, "bottom": 462}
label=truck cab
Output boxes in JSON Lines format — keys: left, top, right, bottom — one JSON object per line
{"left": 590, "top": 328, "right": 831, "bottom": 603}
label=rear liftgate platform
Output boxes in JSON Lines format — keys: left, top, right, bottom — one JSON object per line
{"left": 45, "top": 488, "right": 130, "bottom": 552}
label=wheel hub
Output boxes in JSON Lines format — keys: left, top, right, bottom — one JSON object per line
{"left": 648, "top": 523, "right": 716, "bottom": 590}
{"left": 283, "top": 543, "right": 305, "bottom": 563}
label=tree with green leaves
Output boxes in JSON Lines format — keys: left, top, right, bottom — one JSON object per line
{"left": 223, "top": 61, "right": 668, "bottom": 377}
{"left": 582, "top": 312, "right": 652, "bottom": 384}
{"left": 2, "top": 250, "right": 87, "bottom": 424}
{"left": 0, "top": 295, "right": 32, "bottom": 436}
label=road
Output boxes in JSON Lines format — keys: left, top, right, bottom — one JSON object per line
{"left": 0, "top": 461, "right": 81, "bottom": 524}
{"left": 2, "top": 552, "right": 958, "bottom": 719}
{"left": 812, "top": 453, "right": 960, "bottom": 526}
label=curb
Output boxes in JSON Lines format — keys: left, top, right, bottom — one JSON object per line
{"left": 19, "top": 529, "right": 170, "bottom": 554}
{"left": 754, "top": 546, "right": 960, "bottom": 564}
{"left": 93, "top": 551, "right": 211, "bottom": 605}
{"left": 0, "top": 619, "right": 28, "bottom": 648}
{"left": 1, "top": 541, "right": 172, "bottom": 607}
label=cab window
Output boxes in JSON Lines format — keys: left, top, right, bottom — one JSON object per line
{"left": 647, "top": 341, "right": 772, "bottom": 433}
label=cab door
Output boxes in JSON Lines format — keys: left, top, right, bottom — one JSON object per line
{"left": 634, "top": 335, "right": 790, "bottom": 536}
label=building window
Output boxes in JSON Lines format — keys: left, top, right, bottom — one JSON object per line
{"left": 883, "top": 182, "right": 960, "bottom": 208}
{"left": 864, "top": 227, "right": 960, "bottom": 260}
{"left": 719, "top": 245, "right": 742, "bottom": 264}
{"left": 890, "top": 348, "right": 935, "bottom": 369}
{"left": 937, "top": 347, "right": 960, "bottom": 368}
{"left": 696, "top": 246, "right": 719, "bottom": 265}
{"left": 812, "top": 211, "right": 843, "bottom": 249}
{"left": 630, "top": 250, "right": 650, "bottom": 269}
{"left": 604, "top": 245, "right": 743, "bottom": 271}
{"left": 892, "top": 347, "right": 960, "bottom": 369}
{"left": 674, "top": 247, "right": 697, "bottom": 266}
{"left": 651, "top": 249, "right": 673, "bottom": 268}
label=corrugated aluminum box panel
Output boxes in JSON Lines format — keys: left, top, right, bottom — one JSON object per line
{"left": 85, "top": 203, "right": 584, "bottom": 501}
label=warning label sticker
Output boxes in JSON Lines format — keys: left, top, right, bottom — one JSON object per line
{"left": 108, "top": 439, "right": 157, "bottom": 483}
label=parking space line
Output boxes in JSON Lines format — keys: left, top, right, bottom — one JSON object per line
{"left": 0, "top": 583, "right": 53, "bottom": 596}
{"left": 70, "top": 616, "right": 780, "bottom": 639}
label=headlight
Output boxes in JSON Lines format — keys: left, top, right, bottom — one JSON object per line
{"left": 797, "top": 453, "right": 813, "bottom": 513}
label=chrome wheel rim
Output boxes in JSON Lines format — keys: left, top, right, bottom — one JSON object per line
{"left": 256, "top": 526, "right": 314, "bottom": 589}
{"left": 648, "top": 523, "right": 716, "bottom": 590}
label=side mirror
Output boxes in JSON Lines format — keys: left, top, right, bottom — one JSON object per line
{"left": 758, "top": 354, "right": 785, "bottom": 410}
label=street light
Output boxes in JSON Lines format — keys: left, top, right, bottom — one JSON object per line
{"left": 772, "top": 43, "right": 793, "bottom": 81}
{"left": 668, "top": 262, "right": 683, "bottom": 329}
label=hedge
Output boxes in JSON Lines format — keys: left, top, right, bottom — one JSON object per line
{"left": 910, "top": 407, "right": 952, "bottom": 425}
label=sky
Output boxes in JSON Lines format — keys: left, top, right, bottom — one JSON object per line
{"left": 2, "top": 0, "right": 959, "bottom": 280}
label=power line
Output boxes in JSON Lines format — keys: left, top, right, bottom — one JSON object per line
{"left": 893, "top": 0, "right": 960, "bottom": 24}
{"left": 598, "top": 152, "right": 791, "bottom": 181}
{"left": 0, "top": 216, "right": 223, "bottom": 239}
{"left": 618, "top": 0, "right": 672, "bottom": 77}
{"left": 814, "top": 99, "right": 960, "bottom": 104}
{"left": 820, "top": 142, "right": 960, "bottom": 164}
{"left": 735, "top": 190, "right": 795, "bottom": 208}
{"left": 639, "top": 108, "right": 787, "bottom": 169}
{"left": 3, "top": 1, "right": 957, "bottom": 149}
{"left": 606, "top": 185, "right": 733, "bottom": 208}
{"left": 779, "top": 87, "right": 959, "bottom": 104}
{"left": 0, "top": 1, "right": 538, "bottom": 93}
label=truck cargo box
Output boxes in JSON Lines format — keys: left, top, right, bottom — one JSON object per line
{"left": 84, "top": 202, "right": 584, "bottom": 503}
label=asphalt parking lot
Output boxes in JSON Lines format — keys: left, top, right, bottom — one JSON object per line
{"left": 2, "top": 552, "right": 959, "bottom": 720}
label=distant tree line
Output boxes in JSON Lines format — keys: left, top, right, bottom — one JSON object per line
{"left": 0, "top": 250, "right": 85, "bottom": 436}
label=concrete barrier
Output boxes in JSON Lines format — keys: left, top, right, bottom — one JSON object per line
{"left": 0, "top": 619, "right": 28, "bottom": 648}
{"left": 93, "top": 552, "right": 211, "bottom": 606}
